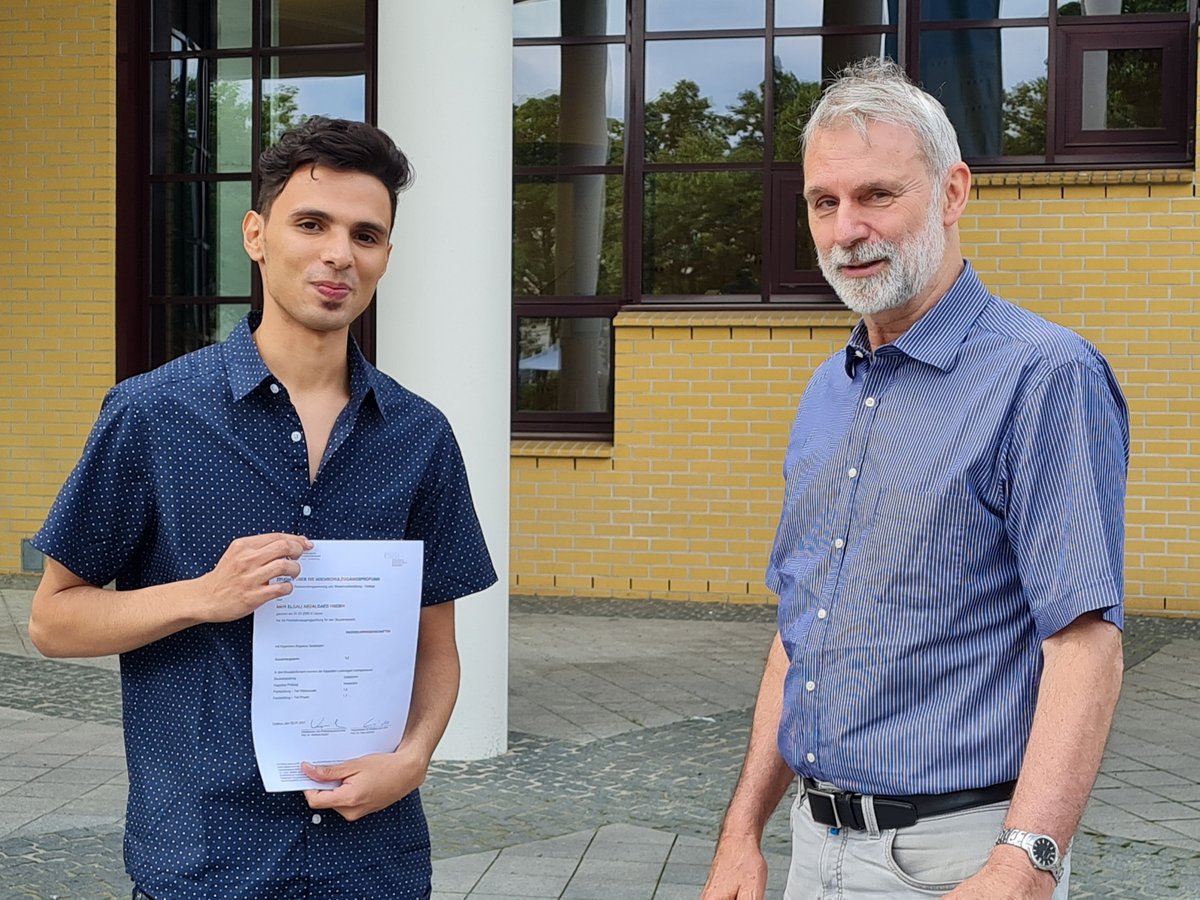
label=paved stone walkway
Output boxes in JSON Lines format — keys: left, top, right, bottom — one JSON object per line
{"left": 1, "top": 586, "right": 1199, "bottom": 898}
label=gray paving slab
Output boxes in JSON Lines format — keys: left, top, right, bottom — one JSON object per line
{"left": 430, "top": 849, "right": 498, "bottom": 893}
{"left": 469, "top": 870, "right": 573, "bottom": 897}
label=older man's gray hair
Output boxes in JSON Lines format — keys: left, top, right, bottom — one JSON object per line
{"left": 802, "top": 57, "right": 963, "bottom": 182}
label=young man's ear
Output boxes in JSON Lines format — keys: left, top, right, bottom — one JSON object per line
{"left": 242, "top": 210, "right": 266, "bottom": 262}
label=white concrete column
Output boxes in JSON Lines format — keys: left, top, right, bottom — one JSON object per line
{"left": 375, "top": 4, "right": 511, "bottom": 759}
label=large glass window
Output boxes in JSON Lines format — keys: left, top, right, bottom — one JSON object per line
{"left": 513, "top": 0, "right": 1194, "bottom": 435}
{"left": 118, "top": 0, "right": 376, "bottom": 378}
{"left": 512, "top": 0, "right": 625, "bottom": 434}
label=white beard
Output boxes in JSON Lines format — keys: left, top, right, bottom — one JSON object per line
{"left": 817, "top": 199, "right": 947, "bottom": 317}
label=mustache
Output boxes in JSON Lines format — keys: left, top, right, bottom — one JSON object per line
{"left": 825, "top": 241, "right": 899, "bottom": 267}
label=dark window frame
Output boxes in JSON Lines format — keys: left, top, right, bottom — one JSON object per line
{"left": 511, "top": 301, "right": 617, "bottom": 437}
{"left": 770, "top": 170, "right": 826, "bottom": 295}
{"left": 1054, "top": 21, "right": 1191, "bottom": 164}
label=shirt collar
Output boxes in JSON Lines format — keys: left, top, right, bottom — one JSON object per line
{"left": 843, "top": 261, "right": 992, "bottom": 377}
{"left": 222, "top": 311, "right": 386, "bottom": 419}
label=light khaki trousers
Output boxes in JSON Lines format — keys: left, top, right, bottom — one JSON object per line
{"left": 783, "top": 790, "right": 1072, "bottom": 899}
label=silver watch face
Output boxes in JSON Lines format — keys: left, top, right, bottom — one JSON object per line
{"left": 1031, "top": 836, "right": 1058, "bottom": 867}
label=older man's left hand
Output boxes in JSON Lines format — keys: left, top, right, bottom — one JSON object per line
{"left": 941, "top": 854, "right": 1056, "bottom": 899}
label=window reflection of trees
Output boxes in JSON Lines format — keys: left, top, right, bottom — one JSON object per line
{"left": 510, "top": 22, "right": 1082, "bottom": 296}
{"left": 513, "top": 177, "right": 622, "bottom": 297}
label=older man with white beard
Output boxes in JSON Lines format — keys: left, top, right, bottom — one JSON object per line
{"left": 701, "top": 58, "right": 1129, "bottom": 900}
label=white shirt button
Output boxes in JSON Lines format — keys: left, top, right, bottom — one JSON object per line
{"left": 270, "top": 383, "right": 280, "bottom": 394}
{"left": 834, "top": 538, "right": 844, "bottom": 549}
{"left": 805, "top": 680, "right": 815, "bottom": 692}
{"left": 311, "top": 813, "right": 322, "bottom": 825}
{"left": 302, "top": 505, "right": 312, "bottom": 517}
{"left": 817, "top": 608, "right": 828, "bottom": 620}
{"left": 806, "top": 752, "right": 816, "bottom": 763}
{"left": 855, "top": 350, "right": 864, "bottom": 358}
{"left": 847, "top": 467, "right": 857, "bottom": 478}
{"left": 291, "top": 431, "right": 302, "bottom": 443}
{"left": 864, "top": 396, "right": 876, "bottom": 408}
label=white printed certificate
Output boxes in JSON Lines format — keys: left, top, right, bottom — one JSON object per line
{"left": 250, "top": 539, "right": 423, "bottom": 792}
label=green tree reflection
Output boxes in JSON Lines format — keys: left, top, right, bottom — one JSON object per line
{"left": 513, "top": 67, "right": 1094, "bottom": 296}
{"left": 1002, "top": 76, "right": 1047, "bottom": 155}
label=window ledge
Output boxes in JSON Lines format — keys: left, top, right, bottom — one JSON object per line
{"left": 972, "top": 168, "right": 1193, "bottom": 187}
{"left": 511, "top": 439, "right": 614, "bottom": 459}
{"left": 614, "top": 309, "right": 858, "bottom": 328}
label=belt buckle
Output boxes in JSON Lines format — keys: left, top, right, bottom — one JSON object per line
{"left": 806, "top": 786, "right": 842, "bottom": 829}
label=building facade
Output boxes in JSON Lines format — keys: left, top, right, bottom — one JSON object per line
{"left": 2, "top": 0, "right": 1199, "bottom": 618}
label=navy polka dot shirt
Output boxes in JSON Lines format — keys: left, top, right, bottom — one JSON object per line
{"left": 34, "top": 312, "right": 497, "bottom": 899}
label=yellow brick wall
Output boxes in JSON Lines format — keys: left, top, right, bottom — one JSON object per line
{"left": 966, "top": 175, "right": 1200, "bottom": 615}
{"left": 511, "top": 183, "right": 1200, "bottom": 615}
{"left": 0, "top": 1, "right": 116, "bottom": 572}
{"left": 512, "top": 312, "right": 854, "bottom": 605}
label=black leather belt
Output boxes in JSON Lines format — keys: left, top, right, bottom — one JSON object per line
{"left": 802, "top": 777, "right": 1017, "bottom": 830}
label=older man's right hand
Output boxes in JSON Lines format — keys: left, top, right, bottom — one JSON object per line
{"left": 701, "top": 834, "right": 769, "bottom": 900}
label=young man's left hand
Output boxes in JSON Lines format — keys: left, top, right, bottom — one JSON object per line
{"left": 301, "top": 744, "right": 430, "bottom": 821}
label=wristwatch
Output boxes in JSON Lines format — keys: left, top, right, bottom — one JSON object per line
{"left": 995, "top": 827, "right": 1063, "bottom": 884}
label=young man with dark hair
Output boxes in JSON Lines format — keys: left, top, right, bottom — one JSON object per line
{"left": 29, "top": 117, "right": 496, "bottom": 899}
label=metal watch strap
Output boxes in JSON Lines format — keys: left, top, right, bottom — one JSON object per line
{"left": 995, "top": 827, "right": 1064, "bottom": 884}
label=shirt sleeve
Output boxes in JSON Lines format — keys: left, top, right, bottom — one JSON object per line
{"left": 31, "top": 386, "right": 155, "bottom": 587}
{"left": 1002, "top": 355, "right": 1129, "bottom": 640}
{"left": 406, "top": 424, "right": 498, "bottom": 606}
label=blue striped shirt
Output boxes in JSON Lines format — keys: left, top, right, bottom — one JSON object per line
{"left": 767, "top": 263, "right": 1128, "bottom": 795}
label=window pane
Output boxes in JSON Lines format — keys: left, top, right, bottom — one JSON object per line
{"left": 647, "top": 0, "right": 765, "bottom": 31}
{"left": 773, "top": 35, "right": 893, "bottom": 161}
{"left": 1081, "top": 48, "right": 1163, "bottom": 129}
{"left": 777, "top": 0, "right": 892, "bottom": 28}
{"left": 152, "top": 58, "right": 253, "bottom": 174}
{"left": 514, "top": 45, "right": 625, "bottom": 167}
{"left": 263, "top": 52, "right": 366, "bottom": 147}
{"left": 1058, "top": 0, "right": 1186, "bottom": 14}
{"left": 517, "top": 317, "right": 613, "bottom": 414}
{"left": 644, "top": 39, "right": 764, "bottom": 163}
{"left": 153, "top": 0, "right": 252, "bottom": 51}
{"left": 514, "top": 176, "right": 623, "bottom": 296}
{"left": 920, "top": 27, "right": 1048, "bottom": 157}
{"left": 151, "top": 181, "right": 253, "bottom": 297}
{"left": 514, "top": 0, "right": 625, "bottom": 37}
{"left": 268, "top": 0, "right": 366, "bottom": 46}
{"left": 921, "top": 0, "right": 1048, "bottom": 19}
{"left": 643, "top": 171, "right": 762, "bottom": 295}
{"left": 151, "top": 303, "right": 250, "bottom": 367}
